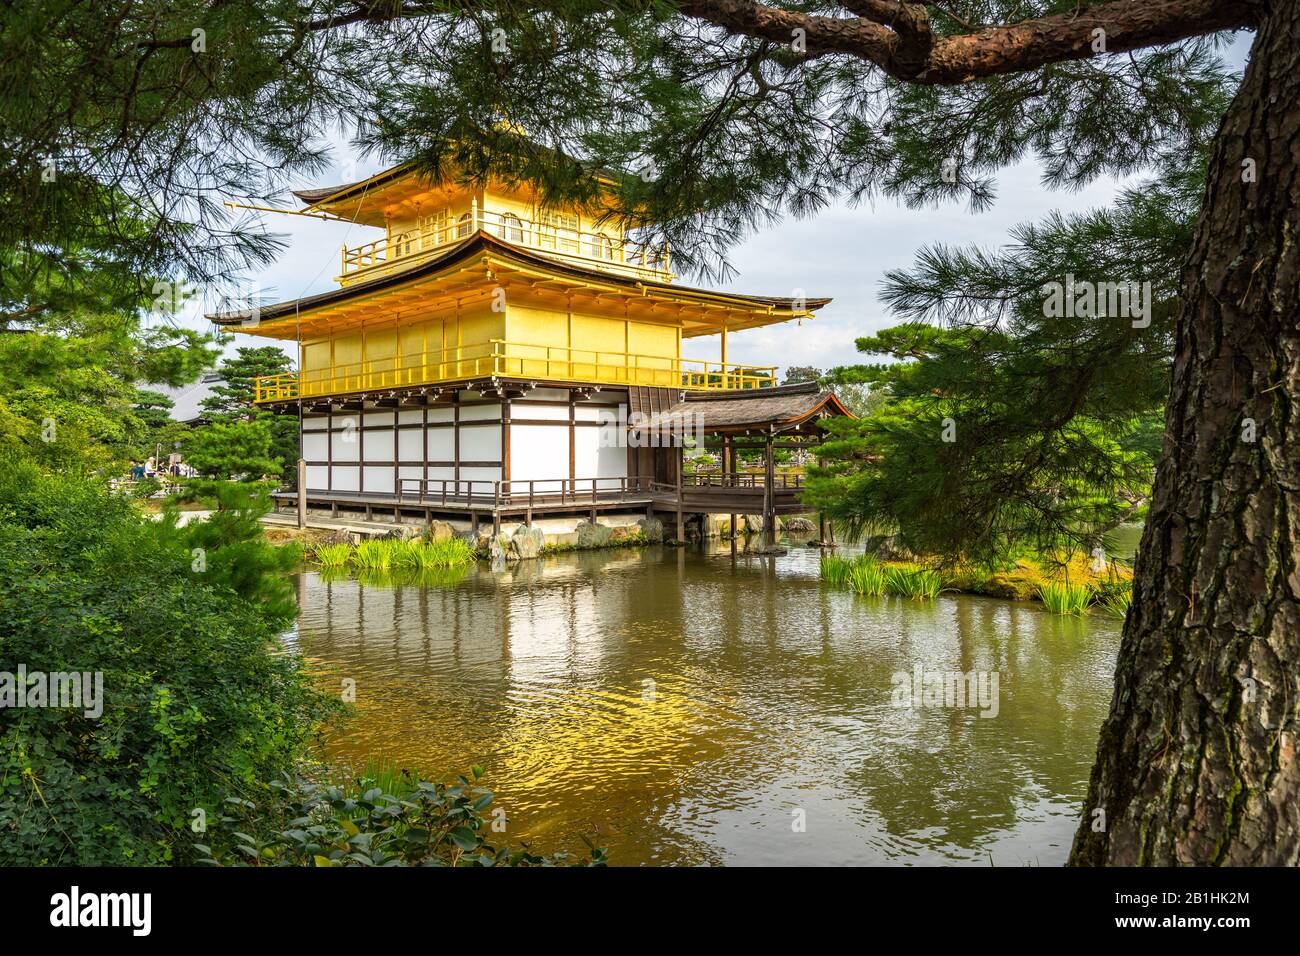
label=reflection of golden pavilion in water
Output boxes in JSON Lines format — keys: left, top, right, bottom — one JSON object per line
{"left": 306, "top": 558, "right": 735, "bottom": 851}
{"left": 298, "top": 554, "right": 1117, "bottom": 864}
{"left": 216, "top": 158, "right": 850, "bottom": 543}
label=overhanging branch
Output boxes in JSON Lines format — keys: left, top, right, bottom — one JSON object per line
{"left": 680, "top": 0, "right": 1261, "bottom": 83}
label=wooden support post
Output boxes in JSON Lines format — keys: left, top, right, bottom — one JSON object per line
{"left": 819, "top": 512, "right": 828, "bottom": 547}
{"left": 763, "top": 434, "right": 775, "bottom": 550}
{"left": 725, "top": 435, "right": 736, "bottom": 540}
{"left": 675, "top": 446, "right": 684, "bottom": 542}
{"left": 297, "top": 459, "right": 307, "bottom": 529}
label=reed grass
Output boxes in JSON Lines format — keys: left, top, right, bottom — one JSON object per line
{"left": 820, "top": 554, "right": 853, "bottom": 587}
{"left": 884, "top": 566, "right": 943, "bottom": 601}
{"left": 846, "top": 557, "right": 888, "bottom": 596}
{"left": 1037, "top": 580, "right": 1094, "bottom": 615}
{"left": 1096, "top": 584, "right": 1133, "bottom": 619}
{"left": 351, "top": 538, "right": 402, "bottom": 569}
{"left": 339, "top": 757, "right": 419, "bottom": 799}
{"left": 313, "top": 542, "right": 352, "bottom": 567}
{"left": 398, "top": 537, "right": 475, "bottom": 569}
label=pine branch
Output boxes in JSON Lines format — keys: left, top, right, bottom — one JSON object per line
{"left": 678, "top": 0, "right": 1261, "bottom": 81}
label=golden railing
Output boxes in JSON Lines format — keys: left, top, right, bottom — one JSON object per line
{"left": 253, "top": 340, "right": 776, "bottom": 402}
{"left": 338, "top": 205, "right": 673, "bottom": 284}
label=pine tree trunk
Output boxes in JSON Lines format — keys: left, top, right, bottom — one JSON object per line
{"left": 1069, "top": 2, "right": 1300, "bottom": 865}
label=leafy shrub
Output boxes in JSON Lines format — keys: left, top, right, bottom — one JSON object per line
{"left": 195, "top": 768, "right": 606, "bottom": 867}
{"left": 0, "top": 461, "right": 335, "bottom": 865}
{"left": 133, "top": 475, "right": 163, "bottom": 499}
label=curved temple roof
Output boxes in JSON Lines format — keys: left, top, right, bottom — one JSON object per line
{"left": 208, "top": 230, "right": 830, "bottom": 334}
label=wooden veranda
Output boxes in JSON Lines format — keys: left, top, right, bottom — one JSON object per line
{"left": 631, "top": 381, "right": 853, "bottom": 550}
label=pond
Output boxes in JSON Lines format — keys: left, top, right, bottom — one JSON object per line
{"left": 290, "top": 539, "right": 1124, "bottom": 866}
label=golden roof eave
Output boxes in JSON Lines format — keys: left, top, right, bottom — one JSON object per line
{"left": 211, "top": 231, "right": 830, "bottom": 340}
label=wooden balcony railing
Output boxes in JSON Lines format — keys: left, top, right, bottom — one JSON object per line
{"left": 396, "top": 476, "right": 655, "bottom": 508}
{"left": 338, "top": 204, "right": 673, "bottom": 285}
{"left": 253, "top": 339, "right": 777, "bottom": 402}
{"left": 683, "top": 473, "right": 805, "bottom": 490}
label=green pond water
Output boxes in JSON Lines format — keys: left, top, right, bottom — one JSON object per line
{"left": 291, "top": 535, "right": 1132, "bottom": 866}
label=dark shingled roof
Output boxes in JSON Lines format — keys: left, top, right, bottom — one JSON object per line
{"left": 633, "top": 381, "right": 852, "bottom": 435}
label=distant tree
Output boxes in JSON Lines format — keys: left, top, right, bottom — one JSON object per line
{"left": 185, "top": 417, "right": 282, "bottom": 484}
{"left": 132, "top": 388, "right": 193, "bottom": 464}
{"left": 198, "top": 346, "right": 299, "bottom": 485}
{"left": 784, "top": 363, "right": 877, "bottom": 416}
{"left": 783, "top": 365, "right": 822, "bottom": 384}
{"left": 199, "top": 347, "right": 294, "bottom": 420}
{"left": 0, "top": 310, "right": 216, "bottom": 475}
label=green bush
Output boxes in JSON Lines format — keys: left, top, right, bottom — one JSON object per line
{"left": 196, "top": 767, "right": 607, "bottom": 867}
{"left": 0, "top": 461, "right": 336, "bottom": 865}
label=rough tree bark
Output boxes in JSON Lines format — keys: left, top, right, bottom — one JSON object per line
{"left": 1069, "top": 1, "right": 1300, "bottom": 865}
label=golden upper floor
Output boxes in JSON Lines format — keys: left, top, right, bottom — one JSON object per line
{"left": 295, "top": 164, "right": 672, "bottom": 286}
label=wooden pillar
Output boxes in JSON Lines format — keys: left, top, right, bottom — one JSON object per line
{"left": 297, "top": 458, "right": 307, "bottom": 529}
{"left": 675, "top": 445, "right": 684, "bottom": 542}
{"left": 763, "top": 434, "right": 775, "bottom": 550}
{"left": 819, "top": 512, "right": 828, "bottom": 547}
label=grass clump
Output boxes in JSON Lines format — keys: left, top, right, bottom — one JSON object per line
{"left": 313, "top": 542, "right": 352, "bottom": 567}
{"left": 1037, "top": 580, "right": 1094, "bottom": 615}
{"left": 314, "top": 537, "right": 476, "bottom": 572}
{"left": 352, "top": 538, "right": 402, "bottom": 569}
{"left": 1095, "top": 582, "right": 1133, "bottom": 619}
{"left": 847, "top": 557, "right": 888, "bottom": 596}
{"left": 820, "top": 554, "right": 853, "bottom": 587}
{"left": 822, "top": 554, "right": 941, "bottom": 600}
{"left": 884, "top": 566, "right": 943, "bottom": 601}
{"left": 399, "top": 537, "right": 475, "bottom": 569}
